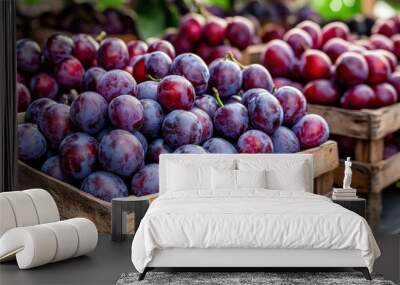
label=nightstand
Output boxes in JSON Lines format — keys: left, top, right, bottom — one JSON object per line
{"left": 332, "top": 198, "right": 366, "bottom": 218}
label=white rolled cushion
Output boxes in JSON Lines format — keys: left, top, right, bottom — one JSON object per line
{"left": 0, "top": 196, "right": 17, "bottom": 237}
{"left": 0, "top": 192, "right": 39, "bottom": 227}
{"left": 64, "top": 218, "right": 98, "bottom": 257}
{"left": 236, "top": 169, "right": 267, "bottom": 189}
{"left": 23, "top": 189, "right": 59, "bottom": 224}
{"left": 42, "top": 221, "right": 79, "bottom": 262}
{"left": 0, "top": 226, "right": 57, "bottom": 269}
{"left": 0, "top": 218, "right": 98, "bottom": 269}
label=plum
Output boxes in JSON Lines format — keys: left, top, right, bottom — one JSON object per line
{"left": 297, "top": 20, "right": 322, "bottom": 49}
{"left": 214, "top": 102, "right": 249, "bottom": 140}
{"left": 209, "top": 58, "right": 242, "bottom": 98}
{"left": 147, "top": 39, "right": 176, "bottom": 59}
{"left": 108, "top": 95, "right": 144, "bottom": 132}
{"left": 81, "top": 171, "right": 128, "bottom": 202}
{"left": 194, "top": 95, "right": 218, "bottom": 118}
{"left": 242, "top": 64, "right": 273, "bottom": 92}
{"left": 298, "top": 49, "right": 332, "bottom": 81}
{"left": 97, "top": 37, "right": 129, "bottom": 70}
{"left": 137, "top": 81, "right": 158, "bottom": 101}
{"left": 70, "top": 91, "right": 108, "bottom": 134}
{"left": 18, "top": 123, "right": 47, "bottom": 161}
{"left": 140, "top": 99, "right": 164, "bottom": 138}
{"left": 30, "top": 73, "right": 59, "bottom": 99}
{"left": 72, "top": 34, "right": 99, "bottom": 67}
{"left": 369, "top": 34, "right": 394, "bottom": 52}
{"left": 261, "top": 39, "right": 294, "bottom": 78}
{"left": 373, "top": 83, "right": 398, "bottom": 108}
{"left": 132, "top": 130, "right": 148, "bottom": 154}
{"left": 157, "top": 75, "right": 195, "bottom": 111}
{"left": 170, "top": 53, "right": 209, "bottom": 95}
{"left": 97, "top": 69, "right": 137, "bottom": 102}
{"left": 190, "top": 107, "right": 213, "bottom": 142}
{"left": 98, "top": 129, "right": 144, "bottom": 177}
{"left": 174, "top": 144, "right": 207, "bottom": 154}
{"left": 248, "top": 92, "right": 283, "bottom": 134}
{"left": 41, "top": 155, "right": 70, "bottom": 182}
{"left": 335, "top": 52, "right": 369, "bottom": 86}
{"left": 203, "top": 17, "right": 226, "bottom": 46}
{"left": 271, "top": 126, "right": 300, "bottom": 153}
{"left": 43, "top": 34, "right": 74, "bottom": 65}
{"left": 208, "top": 45, "right": 242, "bottom": 64}
{"left": 237, "top": 130, "right": 273, "bottom": 153}
{"left": 321, "top": 21, "right": 349, "bottom": 45}
{"left": 162, "top": 110, "right": 202, "bottom": 148}
{"left": 283, "top": 28, "right": 313, "bottom": 57}
{"left": 292, "top": 114, "right": 329, "bottom": 149}
{"left": 241, "top": 88, "right": 265, "bottom": 107}
{"left": 364, "top": 51, "right": 391, "bottom": 85}
{"left": 17, "top": 83, "right": 31, "bottom": 112}
{"left": 322, "top": 38, "right": 350, "bottom": 63}
{"left": 144, "top": 51, "right": 171, "bottom": 79}
{"left": 389, "top": 71, "right": 400, "bottom": 96}
{"left": 127, "top": 40, "right": 148, "bottom": 58}
{"left": 25, "top": 98, "right": 56, "bottom": 124}
{"left": 303, "top": 79, "right": 340, "bottom": 106}
{"left": 130, "top": 164, "right": 159, "bottom": 196}
{"left": 275, "top": 86, "right": 307, "bottom": 126}
{"left": 54, "top": 57, "right": 85, "bottom": 89}
{"left": 59, "top": 132, "right": 98, "bottom": 180}
{"left": 178, "top": 13, "right": 205, "bottom": 43}
{"left": 38, "top": 103, "right": 73, "bottom": 149}
{"left": 340, "top": 84, "right": 375, "bottom": 110}
{"left": 202, "top": 137, "right": 237, "bottom": 153}
{"left": 372, "top": 19, "right": 397, "bottom": 37}
{"left": 146, "top": 138, "right": 172, "bottom": 163}
{"left": 80, "top": 67, "right": 106, "bottom": 92}
{"left": 16, "top": 39, "right": 42, "bottom": 73}
{"left": 130, "top": 55, "right": 148, "bottom": 83}
{"left": 225, "top": 16, "right": 255, "bottom": 50}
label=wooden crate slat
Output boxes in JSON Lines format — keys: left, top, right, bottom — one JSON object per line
{"left": 17, "top": 161, "right": 112, "bottom": 233}
{"left": 242, "top": 44, "right": 265, "bottom": 65}
{"left": 307, "top": 103, "right": 400, "bottom": 140}
{"left": 333, "top": 152, "right": 400, "bottom": 193}
{"left": 302, "top": 140, "right": 339, "bottom": 177}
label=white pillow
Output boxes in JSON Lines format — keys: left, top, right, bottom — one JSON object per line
{"left": 237, "top": 158, "right": 310, "bottom": 192}
{"left": 266, "top": 162, "right": 307, "bottom": 191}
{"left": 168, "top": 163, "right": 212, "bottom": 191}
{"left": 212, "top": 168, "right": 237, "bottom": 190}
{"left": 236, "top": 169, "right": 267, "bottom": 189}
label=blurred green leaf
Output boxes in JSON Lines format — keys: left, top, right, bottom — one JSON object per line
{"left": 311, "top": 0, "right": 362, "bottom": 20}
{"left": 136, "top": 0, "right": 168, "bottom": 39}
{"left": 96, "top": 0, "right": 125, "bottom": 11}
{"left": 19, "top": 0, "right": 41, "bottom": 5}
{"left": 203, "top": 0, "right": 230, "bottom": 10}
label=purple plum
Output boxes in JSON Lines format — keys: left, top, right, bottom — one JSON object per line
{"left": 81, "top": 171, "right": 128, "bottom": 202}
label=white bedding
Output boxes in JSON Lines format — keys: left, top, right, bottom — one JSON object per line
{"left": 131, "top": 190, "right": 380, "bottom": 273}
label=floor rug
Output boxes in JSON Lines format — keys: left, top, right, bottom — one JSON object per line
{"left": 116, "top": 271, "right": 395, "bottom": 285}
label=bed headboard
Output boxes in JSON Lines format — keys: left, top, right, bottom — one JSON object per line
{"left": 159, "top": 154, "right": 314, "bottom": 194}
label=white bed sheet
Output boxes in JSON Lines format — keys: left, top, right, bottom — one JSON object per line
{"left": 131, "top": 190, "right": 380, "bottom": 273}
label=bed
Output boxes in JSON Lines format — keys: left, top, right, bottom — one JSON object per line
{"left": 131, "top": 154, "right": 380, "bottom": 281}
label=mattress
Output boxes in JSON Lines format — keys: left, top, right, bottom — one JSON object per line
{"left": 131, "top": 189, "right": 380, "bottom": 273}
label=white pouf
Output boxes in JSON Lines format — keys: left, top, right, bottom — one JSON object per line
{"left": 0, "top": 218, "right": 98, "bottom": 269}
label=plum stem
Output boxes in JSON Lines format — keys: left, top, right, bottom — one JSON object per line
{"left": 212, "top": 87, "right": 224, "bottom": 107}
{"left": 147, "top": 74, "right": 160, "bottom": 82}
{"left": 96, "top": 31, "right": 107, "bottom": 42}
{"left": 226, "top": 52, "right": 246, "bottom": 69}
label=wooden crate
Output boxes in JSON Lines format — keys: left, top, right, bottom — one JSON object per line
{"left": 307, "top": 103, "right": 400, "bottom": 227}
{"left": 242, "top": 44, "right": 265, "bottom": 65}
{"left": 16, "top": 141, "right": 338, "bottom": 233}
{"left": 308, "top": 103, "right": 400, "bottom": 163}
